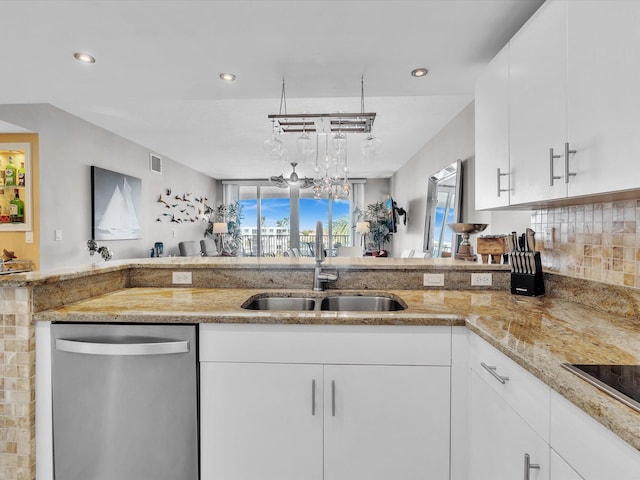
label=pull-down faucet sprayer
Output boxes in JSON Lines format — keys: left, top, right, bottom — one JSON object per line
{"left": 313, "top": 221, "right": 338, "bottom": 291}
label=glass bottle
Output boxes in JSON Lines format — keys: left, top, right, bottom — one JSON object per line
{"left": 5, "top": 156, "right": 16, "bottom": 186}
{"left": 9, "top": 189, "right": 24, "bottom": 223}
{"left": 17, "top": 162, "right": 26, "bottom": 186}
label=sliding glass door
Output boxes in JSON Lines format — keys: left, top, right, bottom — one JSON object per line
{"left": 234, "top": 183, "right": 351, "bottom": 257}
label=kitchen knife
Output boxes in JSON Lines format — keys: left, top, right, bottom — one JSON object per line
{"left": 526, "top": 228, "right": 536, "bottom": 253}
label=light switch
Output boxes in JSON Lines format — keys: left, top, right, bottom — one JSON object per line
{"left": 55, "top": 229, "right": 62, "bottom": 241}
{"left": 25, "top": 231, "right": 33, "bottom": 243}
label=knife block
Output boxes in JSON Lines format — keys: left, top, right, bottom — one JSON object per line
{"left": 510, "top": 252, "right": 545, "bottom": 296}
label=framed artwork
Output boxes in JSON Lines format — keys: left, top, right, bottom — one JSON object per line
{"left": 91, "top": 166, "right": 142, "bottom": 240}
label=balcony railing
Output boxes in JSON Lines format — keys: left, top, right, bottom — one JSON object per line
{"left": 239, "top": 234, "right": 351, "bottom": 257}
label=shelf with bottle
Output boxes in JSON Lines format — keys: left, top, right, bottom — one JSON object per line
{"left": 0, "top": 143, "right": 31, "bottom": 231}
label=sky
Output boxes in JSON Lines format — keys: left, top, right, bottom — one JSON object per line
{"left": 240, "top": 197, "right": 350, "bottom": 231}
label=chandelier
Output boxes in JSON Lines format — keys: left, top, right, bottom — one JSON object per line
{"left": 265, "top": 76, "right": 382, "bottom": 199}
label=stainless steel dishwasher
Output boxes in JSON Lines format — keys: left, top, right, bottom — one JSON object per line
{"left": 51, "top": 323, "right": 198, "bottom": 480}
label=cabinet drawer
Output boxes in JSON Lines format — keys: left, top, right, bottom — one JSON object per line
{"left": 469, "top": 333, "right": 550, "bottom": 441}
{"left": 200, "top": 324, "right": 451, "bottom": 366}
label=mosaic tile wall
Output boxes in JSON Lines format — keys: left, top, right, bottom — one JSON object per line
{"left": 0, "top": 287, "right": 34, "bottom": 480}
{"left": 531, "top": 200, "right": 640, "bottom": 288}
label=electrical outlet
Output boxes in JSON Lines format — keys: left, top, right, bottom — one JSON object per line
{"left": 471, "top": 273, "right": 492, "bottom": 286}
{"left": 423, "top": 273, "right": 445, "bottom": 287}
{"left": 172, "top": 271, "right": 192, "bottom": 285}
{"left": 55, "top": 229, "right": 62, "bottom": 241}
{"left": 544, "top": 227, "right": 554, "bottom": 249}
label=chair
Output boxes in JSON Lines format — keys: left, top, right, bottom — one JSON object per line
{"left": 200, "top": 238, "right": 218, "bottom": 257}
{"left": 178, "top": 241, "right": 201, "bottom": 257}
{"left": 412, "top": 251, "right": 428, "bottom": 258}
{"left": 336, "top": 246, "right": 364, "bottom": 257}
{"left": 291, "top": 248, "right": 301, "bottom": 257}
{"left": 400, "top": 249, "right": 415, "bottom": 258}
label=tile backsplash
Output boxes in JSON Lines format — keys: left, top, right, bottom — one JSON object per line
{"left": 531, "top": 200, "right": 640, "bottom": 288}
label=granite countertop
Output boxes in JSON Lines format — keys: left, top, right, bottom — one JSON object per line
{"left": 34, "top": 287, "right": 640, "bottom": 451}
{"left": 0, "top": 256, "right": 508, "bottom": 286}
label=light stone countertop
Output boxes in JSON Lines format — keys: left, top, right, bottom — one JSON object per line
{"left": 34, "top": 286, "right": 640, "bottom": 451}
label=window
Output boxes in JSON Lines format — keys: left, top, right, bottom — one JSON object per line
{"left": 232, "top": 182, "right": 353, "bottom": 257}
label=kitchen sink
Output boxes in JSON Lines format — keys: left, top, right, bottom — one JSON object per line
{"left": 242, "top": 296, "right": 317, "bottom": 311}
{"left": 320, "top": 295, "right": 406, "bottom": 311}
{"left": 242, "top": 293, "right": 407, "bottom": 312}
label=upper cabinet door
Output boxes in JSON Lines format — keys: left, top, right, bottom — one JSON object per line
{"left": 566, "top": 1, "right": 640, "bottom": 197}
{"left": 475, "top": 44, "right": 511, "bottom": 210}
{"left": 509, "top": 0, "right": 568, "bottom": 205}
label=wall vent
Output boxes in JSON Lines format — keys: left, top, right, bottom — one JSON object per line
{"left": 150, "top": 153, "right": 162, "bottom": 174}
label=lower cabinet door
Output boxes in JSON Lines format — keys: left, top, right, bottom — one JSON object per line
{"left": 200, "top": 362, "right": 324, "bottom": 480}
{"left": 323, "top": 365, "right": 451, "bottom": 480}
{"left": 469, "top": 370, "right": 549, "bottom": 480}
{"left": 550, "top": 449, "right": 584, "bottom": 480}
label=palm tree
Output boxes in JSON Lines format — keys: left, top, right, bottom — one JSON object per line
{"left": 332, "top": 216, "right": 350, "bottom": 235}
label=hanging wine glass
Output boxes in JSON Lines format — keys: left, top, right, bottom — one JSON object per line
{"left": 333, "top": 131, "right": 347, "bottom": 164}
{"left": 361, "top": 133, "right": 382, "bottom": 162}
{"left": 263, "top": 121, "right": 286, "bottom": 162}
{"left": 297, "top": 121, "right": 315, "bottom": 165}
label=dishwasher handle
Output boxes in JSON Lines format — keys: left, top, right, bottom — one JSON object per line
{"left": 55, "top": 338, "right": 190, "bottom": 356}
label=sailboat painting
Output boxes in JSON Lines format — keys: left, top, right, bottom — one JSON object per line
{"left": 91, "top": 166, "right": 142, "bottom": 240}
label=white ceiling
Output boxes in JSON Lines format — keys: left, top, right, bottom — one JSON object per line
{"left": 0, "top": 0, "right": 543, "bottom": 180}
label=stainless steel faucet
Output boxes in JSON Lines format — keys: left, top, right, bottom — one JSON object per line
{"left": 313, "top": 221, "right": 338, "bottom": 291}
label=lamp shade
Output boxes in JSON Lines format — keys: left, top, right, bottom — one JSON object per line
{"left": 212, "top": 222, "right": 228, "bottom": 234}
{"left": 356, "top": 221, "right": 370, "bottom": 234}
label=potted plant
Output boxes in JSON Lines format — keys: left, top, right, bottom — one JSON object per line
{"left": 363, "top": 201, "right": 393, "bottom": 256}
{"left": 204, "top": 201, "right": 244, "bottom": 255}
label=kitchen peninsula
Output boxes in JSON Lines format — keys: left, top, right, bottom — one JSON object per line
{"left": 3, "top": 256, "right": 640, "bottom": 479}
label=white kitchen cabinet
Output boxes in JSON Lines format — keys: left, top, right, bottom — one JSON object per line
{"left": 475, "top": 43, "right": 510, "bottom": 210}
{"left": 565, "top": 0, "right": 640, "bottom": 197}
{"left": 550, "top": 389, "right": 640, "bottom": 480}
{"left": 550, "top": 450, "right": 584, "bottom": 480}
{"left": 199, "top": 324, "right": 452, "bottom": 480}
{"left": 476, "top": 0, "right": 640, "bottom": 208}
{"left": 324, "top": 365, "right": 450, "bottom": 480}
{"left": 509, "top": 0, "right": 568, "bottom": 205}
{"left": 469, "top": 370, "right": 549, "bottom": 480}
{"left": 200, "top": 362, "right": 324, "bottom": 480}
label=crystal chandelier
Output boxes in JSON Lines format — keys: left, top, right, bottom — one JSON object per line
{"left": 265, "top": 76, "right": 381, "bottom": 199}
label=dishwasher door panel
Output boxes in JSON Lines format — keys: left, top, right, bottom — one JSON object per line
{"left": 51, "top": 324, "right": 198, "bottom": 480}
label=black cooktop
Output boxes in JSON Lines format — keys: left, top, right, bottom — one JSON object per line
{"left": 562, "top": 364, "right": 640, "bottom": 414}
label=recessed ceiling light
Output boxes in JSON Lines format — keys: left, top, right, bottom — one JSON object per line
{"left": 219, "top": 73, "right": 236, "bottom": 82}
{"left": 411, "top": 68, "right": 429, "bottom": 78}
{"left": 74, "top": 52, "right": 96, "bottom": 64}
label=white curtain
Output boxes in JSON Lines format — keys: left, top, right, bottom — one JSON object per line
{"left": 223, "top": 183, "right": 239, "bottom": 205}
{"left": 351, "top": 182, "right": 366, "bottom": 246}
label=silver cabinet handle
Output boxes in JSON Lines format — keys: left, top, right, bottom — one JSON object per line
{"left": 331, "top": 380, "right": 336, "bottom": 417}
{"left": 564, "top": 142, "right": 576, "bottom": 184}
{"left": 311, "top": 379, "right": 316, "bottom": 416}
{"left": 497, "top": 168, "right": 509, "bottom": 197}
{"left": 549, "top": 147, "right": 562, "bottom": 186}
{"left": 524, "top": 453, "right": 540, "bottom": 480}
{"left": 481, "top": 362, "right": 509, "bottom": 384}
{"left": 55, "top": 338, "right": 189, "bottom": 356}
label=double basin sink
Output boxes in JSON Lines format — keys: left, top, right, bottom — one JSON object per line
{"left": 242, "top": 293, "right": 407, "bottom": 312}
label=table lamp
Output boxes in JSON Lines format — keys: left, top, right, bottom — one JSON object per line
{"left": 213, "top": 222, "right": 228, "bottom": 254}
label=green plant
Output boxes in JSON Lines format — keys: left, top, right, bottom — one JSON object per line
{"left": 364, "top": 201, "right": 393, "bottom": 251}
{"left": 204, "top": 201, "right": 244, "bottom": 254}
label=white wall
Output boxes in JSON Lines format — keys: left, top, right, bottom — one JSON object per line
{"left": 0, "top": 104, "right": 218, "bottom": 270}
{"left": 390, "top": 101, "right": 530, "bottom": 257}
